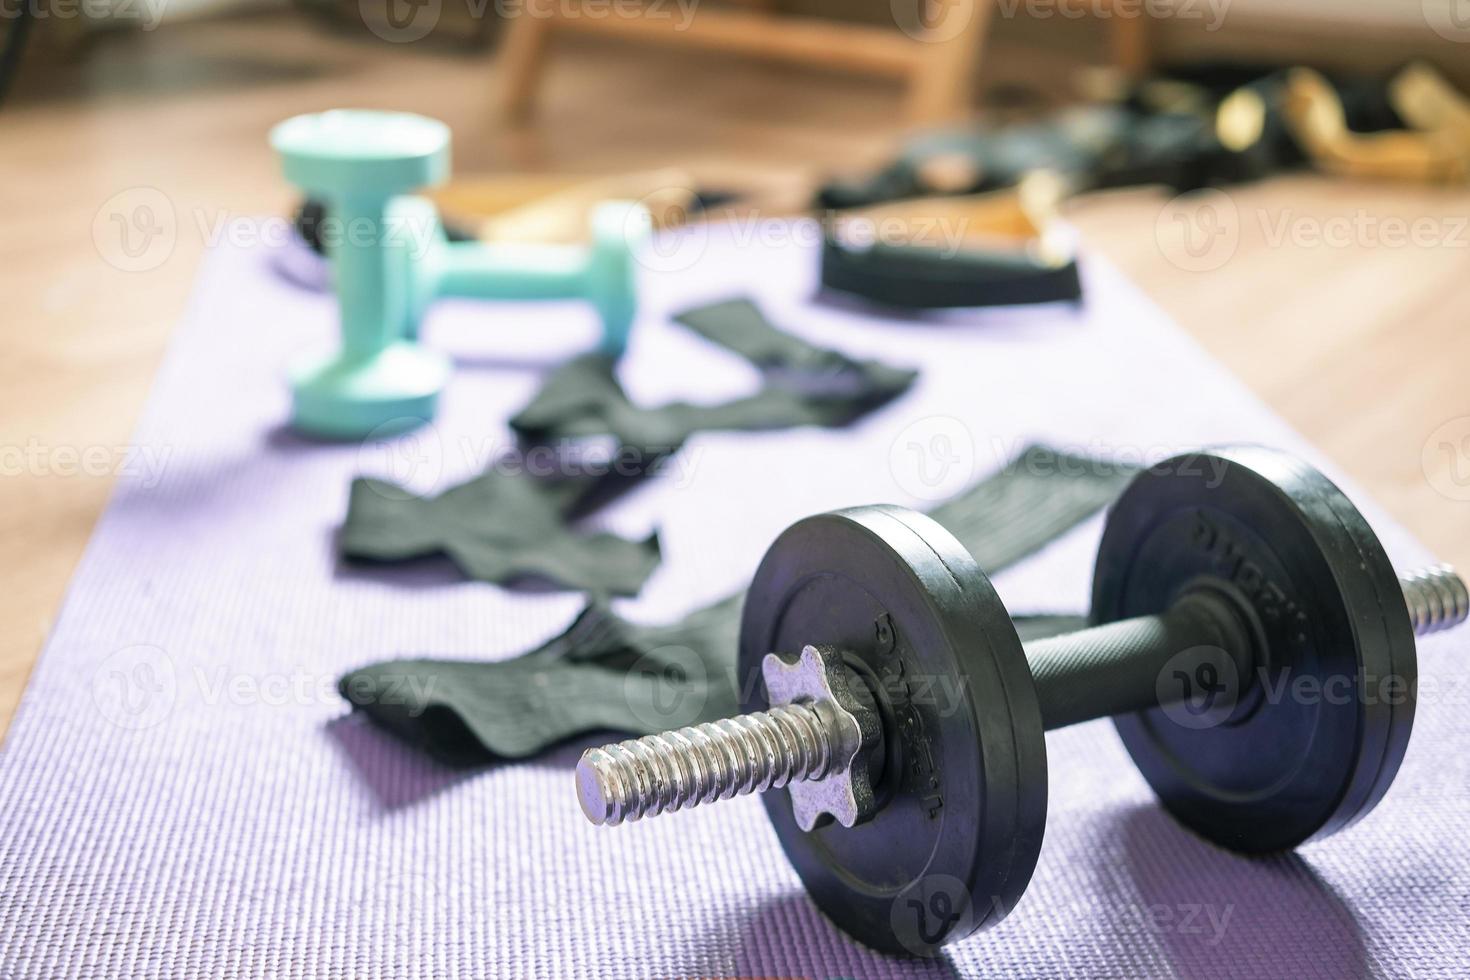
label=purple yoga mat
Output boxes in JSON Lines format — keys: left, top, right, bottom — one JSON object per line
{"left": 1, "top": 221, "right": 1464, "bottom": 979}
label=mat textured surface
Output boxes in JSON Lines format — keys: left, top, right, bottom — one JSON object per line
{"left": 1, "top": 221, "right": 1463, "bottom": 979}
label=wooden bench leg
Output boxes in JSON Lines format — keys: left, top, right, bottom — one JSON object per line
{"left": 1109, "top": 9, "right": 1151, "bottom": 78}
{"left": 499, "top": 0, "right": 561, "bottom": 121}
{"left": 499, "top": 0, "right": 997, "bottom": 126}
{"left": 905, "top": 0, "right": 992, "bottom": 126}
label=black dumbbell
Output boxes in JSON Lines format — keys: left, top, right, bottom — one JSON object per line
{"left": 574, "top": 446, "right": 1468, "bottom": 955}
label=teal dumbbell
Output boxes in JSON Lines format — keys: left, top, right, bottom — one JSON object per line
{"left": 271, "top": 109, "right": 651, "bottom": 439}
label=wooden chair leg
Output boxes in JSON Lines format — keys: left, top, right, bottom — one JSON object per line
{"left": 499, "top": 1, "right": 560, "bottom": 122}
{"left": 905, "top": 0, "right": 992, "bottom": 126}
{"left": 1108, "top": 10, "right": 1151, "bottom": 78}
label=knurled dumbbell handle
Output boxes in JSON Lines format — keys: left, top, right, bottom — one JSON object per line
{"left": 1025, "top": 565, "right": 1469, "bottom": 732}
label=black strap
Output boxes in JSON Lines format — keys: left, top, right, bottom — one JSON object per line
{"left": 820, "top": 235, "right": 1083, "bottom": 310}
{"left": 339, "top": 472, "right": 662, "bottom": 597}
{"left": 342, "top": 299, "right": 918, "bottom": 595}
{"left": 511, "top": 300, "right": 917, "bottom": 446}
{"left": 340, "top": 445, "right": 1140, "bottom": 763}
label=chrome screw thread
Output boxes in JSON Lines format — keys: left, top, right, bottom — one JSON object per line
{"left": 576, "top": 701, "right": 847, "bottom": 826}
{"left": 1401, "top": 564, "right": 1470, "bottom": 635}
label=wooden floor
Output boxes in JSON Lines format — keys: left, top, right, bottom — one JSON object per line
{"left": 3, "top": 13, "right": 1468, "bottom": 739}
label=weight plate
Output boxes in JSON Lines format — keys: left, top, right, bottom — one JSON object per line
{"left": 1098, "top": 447, "right": 1416, "bottom": 851}
{"left": 739, "top": 505, "right": 1047, "bottom": 955}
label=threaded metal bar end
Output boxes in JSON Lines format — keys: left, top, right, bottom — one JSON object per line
{"left": 1401, "top": 564, "right": 1470, "bottom": 635}
{"left": 576, "top": 702, "right": 842, "bottom": 826}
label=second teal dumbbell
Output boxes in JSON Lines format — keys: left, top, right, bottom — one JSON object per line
{"left": 271, "top": 109, "right": 652, "bottom": 439}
